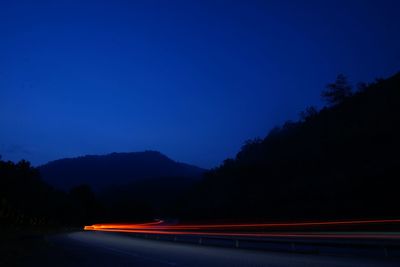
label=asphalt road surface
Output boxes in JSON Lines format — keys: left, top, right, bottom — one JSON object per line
{"left": 41, "top": 231, "right": 400, "bottom": 267}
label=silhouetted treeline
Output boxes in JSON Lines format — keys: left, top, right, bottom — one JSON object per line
{"left": 0, "top": 156, "right": 192, "bottom": 227}
{"left": 178, "top": 72, "right": 400, "bottom": 221}
{"left": 0, "top": 159, "right": 105, "bottom": 227}
{"left": 0, "top": 157, "right": 173, "bottom": 227}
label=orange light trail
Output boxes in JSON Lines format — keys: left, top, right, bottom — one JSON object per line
{"left": 84, "top": 219, "right": 164, "bottom": 231}
{"left": 84, "top": 219, "right": 400, "bottom": 240}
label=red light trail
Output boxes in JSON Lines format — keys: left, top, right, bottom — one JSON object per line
{"left": 84, "top": 219, "right": 400, "bottom": 240}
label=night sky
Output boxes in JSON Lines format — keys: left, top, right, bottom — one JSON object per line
{"left": 1, "top": 0, "right": 399, "bottom": 168}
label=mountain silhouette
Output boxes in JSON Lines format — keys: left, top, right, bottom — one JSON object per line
{"left": 38, "top": 151, "right": 205, "bottom": 191}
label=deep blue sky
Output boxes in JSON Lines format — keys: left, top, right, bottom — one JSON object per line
{"left": 1, "top": 0, "right": 399, "bottom": 168}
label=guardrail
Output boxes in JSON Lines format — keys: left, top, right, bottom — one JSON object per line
{"left": 116, "top": 232, "right": 400, "bottom": 258}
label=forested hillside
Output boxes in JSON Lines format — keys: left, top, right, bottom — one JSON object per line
{"left": 181, "top": 72, "right": 400, "bottom": 221}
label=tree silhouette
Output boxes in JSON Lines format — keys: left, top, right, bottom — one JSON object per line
{"left": 356, "top": 82, "right": 368, "bottom": 93}
{"left": 321, "top": 74, "right": 352, "bottom": 105}
{"left": 0, "top": 158, "right": 106, "bottom": 227}
{"left": 299, "top": 106, "right": 318, "bottom": 121}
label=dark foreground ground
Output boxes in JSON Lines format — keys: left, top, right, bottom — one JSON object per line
{"left": 3, "top": 231, "right": 400, "bottom": 267}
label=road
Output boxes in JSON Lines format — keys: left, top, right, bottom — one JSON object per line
{"left": 39, "top": 231, "right": 400, "bottom": 267}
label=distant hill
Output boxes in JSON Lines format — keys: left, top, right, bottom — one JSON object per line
{"left": 38, "top": 151, "right": 205, "bottom": 191}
